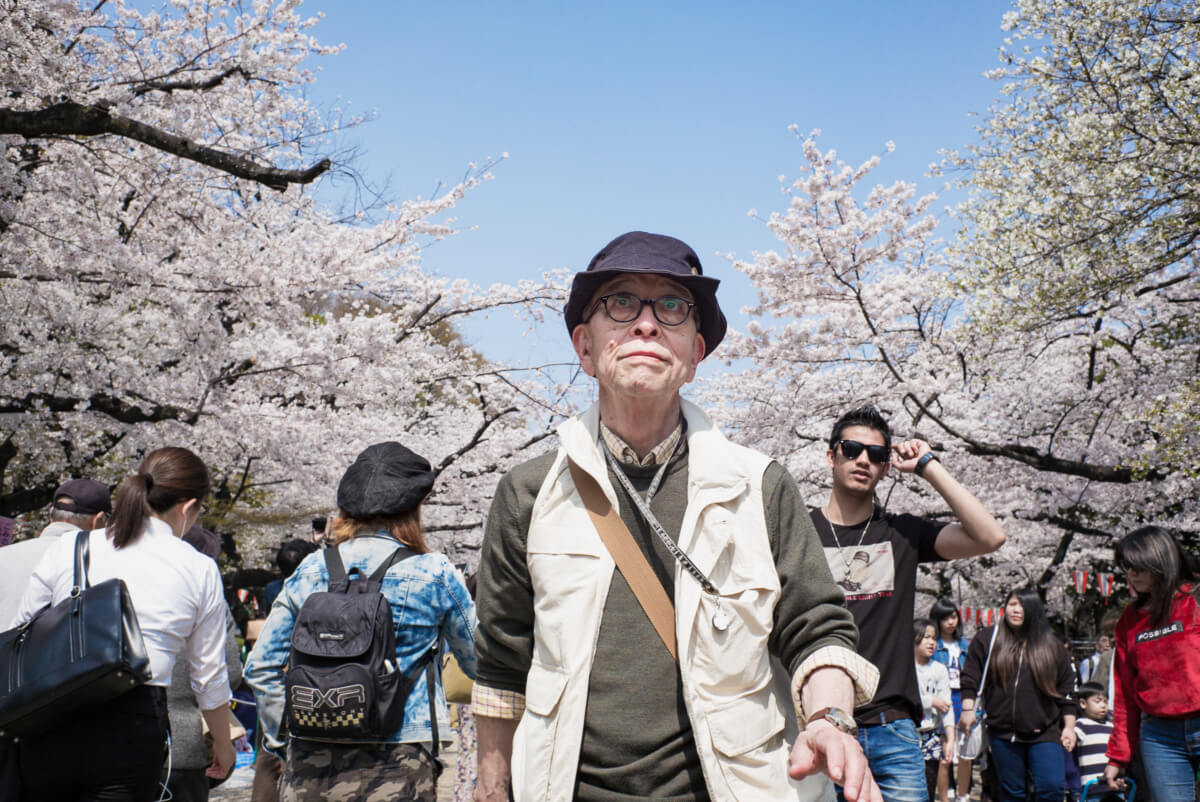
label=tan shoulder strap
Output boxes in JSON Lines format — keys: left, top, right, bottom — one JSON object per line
{"left": 567, "top": 457, "right": 677, "bottom": 661}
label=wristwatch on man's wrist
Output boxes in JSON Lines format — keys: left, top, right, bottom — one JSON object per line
{"left": 805, "top": 707, "right": 858, "bottom": 736}
{"left": 914, "top": 451, "right": 940, "bottom": 476}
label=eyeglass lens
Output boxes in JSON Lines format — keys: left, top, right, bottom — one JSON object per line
{"left": 838, "top": 440, "right": 890, "bottom": 464}
{"left": 601, "top": 293, "right": 692, "bottom": 326}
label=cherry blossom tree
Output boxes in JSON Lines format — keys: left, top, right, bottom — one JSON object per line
{"left": 945, "top": 0, "right": 1200, "bottom": 479}
{"left": 0, "top": 0, "right": 571, "bottom": 567}
{"left": 709, "top": 126, "right": 1200, "bottom": 619}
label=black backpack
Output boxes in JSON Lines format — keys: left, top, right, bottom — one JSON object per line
{"left": 284, "top": 544, "right": 439, "bottom": 743}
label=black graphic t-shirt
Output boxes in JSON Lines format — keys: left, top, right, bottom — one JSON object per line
{"left": 811, "top": 506, "right": 945, "bottom": 725}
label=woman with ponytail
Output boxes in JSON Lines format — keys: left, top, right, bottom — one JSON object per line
{"left": 12, "top": 447, "right": 235, "bottom": 801}
{"left": 958, "top": 587, "right": 1076, "bottom": 802}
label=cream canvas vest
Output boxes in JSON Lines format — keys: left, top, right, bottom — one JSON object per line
{"left": 512, "top": 400, "right": 834, "bottom": 802}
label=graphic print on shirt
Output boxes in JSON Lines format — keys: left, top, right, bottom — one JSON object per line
{"left": 822, "top": 542, "right": 895, "bottom": 600}
{"left": 944, "top": 643, "right": 962, "bottom": 686}
{"left": 917, "top": 668, "right": 940, "bottom": 730}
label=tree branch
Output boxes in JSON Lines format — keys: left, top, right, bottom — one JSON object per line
{"left": 0, "top": 102, "right": 330, "bottom": 191}
{"left": 131, "top": 66, "right": 251, "bottom": 96}
{"left": 902, "top": 392, "right": 1165, "bottom": 483}
{"left": 434, "top": 397, "right": 519, "bottom": 475}
{"left": 1, "top": 391, "right": 197, "bottom": 425}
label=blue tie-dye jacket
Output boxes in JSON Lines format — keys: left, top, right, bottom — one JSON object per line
{"left": 245, "top": 534, "right": 477, "bottom": 749}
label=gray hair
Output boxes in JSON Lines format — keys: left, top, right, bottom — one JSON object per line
{"left": 49, "top": 507, "right": 97, "bottom": 529}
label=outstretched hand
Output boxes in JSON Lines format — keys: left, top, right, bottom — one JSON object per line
{"left": 789, "top": 721, "right": 881, "bottom": 802}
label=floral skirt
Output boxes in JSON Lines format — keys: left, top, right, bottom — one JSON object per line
{"left": 453, "top": 703, "right": 477, "bottom": 802}
{"left": 920, "top": 728, "right": 944, "bottom": 761}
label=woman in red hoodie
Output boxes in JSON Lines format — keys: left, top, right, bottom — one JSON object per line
{"left": 1103, "top": 525, "right": 1200, "bottom": 799}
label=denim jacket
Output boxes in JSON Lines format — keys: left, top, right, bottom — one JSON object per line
{"left": 245, "top": 534, "right": 477, "bottom": 749}
{"left": 933, "top": 637, "right": 970, "bottom": 667}
{"left": 933, "top": 636, "right": 971, "bottom": 691}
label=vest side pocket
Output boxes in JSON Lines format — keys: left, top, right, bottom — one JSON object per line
{"left": 513, "top": 661, "right": 570, "bottom": 802}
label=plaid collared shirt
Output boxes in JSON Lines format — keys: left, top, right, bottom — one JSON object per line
{"left": 599, "top": 420, "right": 684, "bottom": 466}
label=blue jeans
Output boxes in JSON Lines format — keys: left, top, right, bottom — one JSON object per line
{"left": 1139, "top": 714, "right": 1200, "bottom": 802}
{"left": 988, "top": 736, "right": 1065, "bottom": 802}
{"left": 838, "top": 717, "right": 928, "bottom": 802}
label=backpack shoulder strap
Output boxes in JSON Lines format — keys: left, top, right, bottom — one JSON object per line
{"left": 367, "top": 545, "right": 414, "bottom": 584}
{"left": 323, "top": 544, "right": 349, "bottom": 590}
{"left": 426, "top": 640, "right": 441, "bottom": 759}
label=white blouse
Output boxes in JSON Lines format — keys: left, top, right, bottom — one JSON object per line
{"left": 12, "top": 517, "right": 232, "bottom": 711}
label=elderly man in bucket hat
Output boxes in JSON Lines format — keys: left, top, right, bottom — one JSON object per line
{"left": 472, "top": 231, "right": 881, "bottom": 802}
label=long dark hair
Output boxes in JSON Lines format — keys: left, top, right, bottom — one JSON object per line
{"left": 1115, "top": 525, "right": 1199, "bottom": 627}
{"left": 929, "top": 597, "right": 960, "bottom": 641}
{"left": 107, "top": 447, "right": 210, "bottom": 549}
{"left": 990, "top": 586, "right": 1063, "bottom": 700}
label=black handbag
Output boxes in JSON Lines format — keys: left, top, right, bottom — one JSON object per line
{"left": 0, "top": 529, "right": 152, "bottom": 740}
{"left": 0, "top": 737, "right": 21, "bottom": 799}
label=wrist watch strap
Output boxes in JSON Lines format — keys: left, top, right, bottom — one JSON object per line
{"left": 806, "top": 706, "right": 857, "bottom": 735}
{"left": 915, "top": 452, "right": 940, "bottom": 476}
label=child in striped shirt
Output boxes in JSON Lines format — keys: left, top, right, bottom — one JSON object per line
{"left": 1074, "top": 682, "right": 1120, "bottom": 800}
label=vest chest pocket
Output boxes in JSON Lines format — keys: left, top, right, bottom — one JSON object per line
{"left": 525, "top": 521, "right": 609, "bottom": 667}
{"left": 526, "top": 520, "right": 608, "bottom": 599}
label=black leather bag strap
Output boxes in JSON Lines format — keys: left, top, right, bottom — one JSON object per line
{"left": 71, "top": 529, "right": 90, "bottom": 593}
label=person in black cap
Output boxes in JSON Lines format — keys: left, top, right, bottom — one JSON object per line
{"left": 244, "top": 441, "right": 478, "bottom": 802}
{"left": 0, "top": 477, "right": 112, "bottom": 625}
{"left": 473, "top": 231, "right": 882, "bottom": 802}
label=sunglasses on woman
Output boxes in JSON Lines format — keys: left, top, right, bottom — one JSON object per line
{"left": 835, "top": 439, "right": 891, "bottom": 464}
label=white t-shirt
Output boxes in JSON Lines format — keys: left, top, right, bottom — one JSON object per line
{"left": 916, "top": 659, "right": 954, "bottom": 733}
{"left": 13, "top": 517, "right": 232, "bottom": 711}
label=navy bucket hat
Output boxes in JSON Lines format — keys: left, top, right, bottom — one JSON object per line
{"left": 564, "top": 231, "right": 726, "bottom": 356}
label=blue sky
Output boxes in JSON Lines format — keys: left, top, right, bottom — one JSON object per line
{"left": 302, "top": 1, "right": 1010, "bottom": 368}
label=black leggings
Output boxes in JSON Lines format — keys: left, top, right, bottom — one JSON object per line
{"left": 19, "top": 685, "right": 169, "bottom": 802}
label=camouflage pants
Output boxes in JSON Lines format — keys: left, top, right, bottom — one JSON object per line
{"left": 282, "top": 740, "right": 439, "bottom": 802}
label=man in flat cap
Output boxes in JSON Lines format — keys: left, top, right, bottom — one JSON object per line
{"left": 0, "top": 478, "right": 112, "bottom": 625}
{"left": 473, "top": 231, "right": 881, "bottom": 802}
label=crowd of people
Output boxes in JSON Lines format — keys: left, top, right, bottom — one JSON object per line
{"left": 1, "top": 230, "right": 1197, "bottom": 802}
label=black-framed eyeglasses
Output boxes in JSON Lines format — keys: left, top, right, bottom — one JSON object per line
{"left": 836, "top": 439, "right": 890, "bottom": 464}
{"left": 585, "top": 292, "right": 696, "bottom": 327}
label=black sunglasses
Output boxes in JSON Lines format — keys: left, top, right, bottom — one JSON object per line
{"left": 836, "top": 439, "right": 890, "bottom": 464}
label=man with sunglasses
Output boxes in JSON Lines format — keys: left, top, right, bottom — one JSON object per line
{"left": 813, "top": 406, "right": 1007, "bottom": 802}
{"left": 473, "top": 231, "right": 882, "bottom": 802}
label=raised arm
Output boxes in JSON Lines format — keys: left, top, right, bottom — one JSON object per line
{"left": 891, "top": 439, "right": 1006, "bottom": 560}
